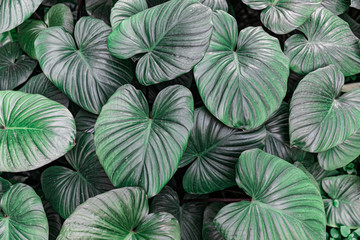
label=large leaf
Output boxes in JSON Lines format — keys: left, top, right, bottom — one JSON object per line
{"left": 194, "top": 11, "right": 289, "bottom": 129}
{"left": 86, "top": 0, "right": 115, "bottom": 24}
{"left": 0, "top": 42, "right": 37, "bottom": 90}
{"left": 35, "top": 17, "right": 134, "bottom": 114}
{"left": 0, "top": 0, "right": 43, "bottom": 33}
{"left": 202, "top": 203, "right": 225, "bottom": 240}
{"left": 108, "top": 0, "right": 213, "bottom": 85}
{"left": 214, "top": 149, "right": 326, "bottom": 240}
{"left": 242, "top": 0, "right": 321, "bottom": 34}
{"left": 181, "top": 107, "right": 265, "bottom": 194}
{"left": 110, "top": 0, "right": 148, "bottom": 30}
{"left": 290, "top": 65, "right": 360, "bottom": 152}
{"left": 263, "top": 102, "right": 305, "bottom": 162}
{"left": 151, "top": 186, "right": 207, "bottom": 240}
{"left": 0, "top": 91, "right": 76, "bottom": 172}
{"left": 322, "top": 0, "right": 351, "bottom": 15}
{"left": 58, "top": 187, "right": 180, "bottom": 239}
{"left": 322, "top": 175, "right": 360, "bottom": 228}
{"left": 0, "top": 184, "right": 48, "bottom": 239}
{"left": 41, "top": 132, "right": 113, "bottom": 219}
{"left": 284, "top": 7, "right": 360, "bottom": 76}
{"left": 94, "top": 84, "right": 194, "bottom": 197}
{"left": 200, "top": 0, "right": 228, "bottom": 11}
{"left": 20, "top": 73, "right": 70, "bottom": 107}
{"left": 318, "top": 130, "right": 360, "bottom": 170}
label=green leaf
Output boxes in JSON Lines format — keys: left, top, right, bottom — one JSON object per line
{"left": 0, "top": 178, "right": 11, "bottom": 198}
{"left": 110, "top": 0, "right": 148, "bottom": 30}
{"left": 35, "top": 17, "right": 133, "bottom": 114}
{"left": 202, "top": 202, "right": 225, "bottom": 240}
{"left": 241, "top": 0, "right": 321, "bottom": 34}
{"left": 20, "top": 73, "right": 70, "bottom": 107}
{"left": 200, "top": 0, "right": 228, "bottom": 11}
{"left": 42, "top": 132, "right": 114, "bottom": 219}
{"left": 290, "top": 65, "right": 360, "bottom": 152}
{"left": 94, "top": 84, "right": 194, "bottom": 197}
{"left": 0, "top": 42, "right": 37, "bottom": 90}
{"left": 0, "top": 0, "right": 43, "bottom": 33}
{"left": 108, "top": 0, "right": 213, "bottom": 85}
{"left": 0, "top": 91, "right": 76, "bottom": 172}
{"left": 194, "top": 11, "right": 289, "bottom": 129}
{"left": 86, "top": 0, "right": 115, "bottom": 24}
{"left": 322, "top": 175, "right": 360, "bottom": 228}
{"left": 44, "top": 4, "right": 74, "bottom": 33}
{"left": 341, "top": 226, "right": 351, "bottom": 237}
{"left": 318, "top": 129, "right": 360, "bottom": 170}
{"left": 322, "top": 0, "right": 351, "bottom": 15}
{"left": 284, "top": 7, "right": 360, "bottom": 76}
{"left": 293, "top": 161, "right": 321, "bottom": 192}
{"left": 0, "top": 184, "right": 48, "bottom": 239}
{"left": 18, "top": 20, "right": 47, "bottom": 59}
{"left": 181, "top": 107, "right": 265, "bottom": 194}
{"left": 263, "top": 102, "right": 305, "bottom": 162}
{"left": 301, "top": 154, "right": 339, "bottom": 183}
{"left": 58, "top": 187, "right": 180, "bottom": 239}
{"left": 75, "top": 109, "right": 97, "bottom": 134}
{"left": 151, "top": 186, "right": 207, "bottom": 240}
{"left": 214, "top": 149, "right": 326, "bottom": 240}
{"left": 340, "top": 14, "right": 360, "bottom": 39}
{"left": 43, "top": 200, "right": 62, "bottom": 240}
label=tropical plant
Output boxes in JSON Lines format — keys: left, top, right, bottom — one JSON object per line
{"left": 0, "top": 0, "right": 360, "bottom": 239}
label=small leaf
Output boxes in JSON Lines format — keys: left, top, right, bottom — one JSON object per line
{"left": 94, "top": 84, "right": 194, "bottom": 197}
{"left": 0, "top": 178, "right": 11, "bottom": 198}
{"left": 57, "top": 187, "right": 180, "bottom": 239}
{"left": 75, "top": 109, "right": 97, "bottom": 134}
{"left": 41, "top": 132, "right": 114, "bottom": 219}
{"left": 44, "top": 4, "right": 74, "bottom": 33}
{"left": 322, "top": 175, "right": 360, "bottom": 228}
{"left": 341, "top": 226, "right": 351, "bottom": 237}
{"left": 0, "top": 42, "right": 37, "bottom": 90}
{"left": 43, "top": 200, "right": 62, "bottom": 240}
{"left": 0, "top": 184, "right": 48, "bottom": 239}
{"left": 290, "top": 65, "right": 360, "bottom": 152}
{"left": 108, "top": 0, "right": 213, "bottom": 85}
{"left": 214, "top": 149, "right": 326, "bottom": 240}
{"left": 194, "top": 10, "right": 289, "bottom": 129}
{"left": 284, "top": 7, "right": 360, "bottom": 76}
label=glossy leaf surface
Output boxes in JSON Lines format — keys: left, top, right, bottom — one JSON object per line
{"left": 110, "top": 0, "right": 148, "bottom": 30}
{"left": 322, "top": 0, "right": 351, "bottom": 15}
{"left": 94, "top": 84, "right": 194, "bottom": 197}
{"left": 200, "top": 0, "right": 228, "bottom": 11}
{"left": 203, "top": 202, "right": 225, "bottom": 240}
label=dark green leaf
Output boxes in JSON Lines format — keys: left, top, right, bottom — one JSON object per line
{"left": 284, "top": 7, "right": 360, "bottom": 76}
{"left": 194, "top": 10, "right": 289, "bottom": 129}
{"left": 340, "top": 14, "right": 360, "bottom": 39}
{"left": 0, "top": 91, "right": 76, "bottom": 172}
{"left": 94, "top": 84, "right": 194, "bottom": 197}
{"left": 86, "top": 0, "right": 115, "bottom": 24}
{"left": 58, "top": 187, "right": 180, "bottom": 239}
{"left": 290, "top": 65, "right": 360, "bottom": 152}
{"left": 20, "top": 73, "right": 70, "bottom": 107}
{"left": 35, "top": 17, "right": 133, "bottom": 114}
{"left": 322, "top": 175, "right": 360, "bottom": 228}
{"left": 75, "top": 109, "right": 97, "bottom": 134}
{"left": 242, "top": 0, "right": 321, "bottom": 34}
{"left": 301, "top": 154, "right": 339, "bottom": 183}
{"left": 44, "top": 4, "right": 74, "bottom": 33}
{"left": 108, "top": 0, "right": 213, "bottom": 85}
{"left": 151, "top": 186, "right": 207, "bottom": 240}
{"left": 202, "top": 202, "right": 225, "bottom": 240}
{"left": 0, "top": 184, "right": 48, "bottom": 239}
{"left": 0, "top": 0, "right": 43, "bottom": 33}
{"left": 0, "top": 42, "right": 37, "bottom": 90}
{"left": 0, "top": 178, "right": 11, "bottom": 198}
{"left": 322, "top": 0, "right": 351, "bottom": 15}
{"left": 110, "top": 0, "right": 148, "bottom": 29}
{"left": 43, "top": 200, "right": 62, "bottom": 240}
{"left": 42, "top": 132, "right": 113, "bottom": 218}
{"left": 181, "top": 107, "right": 265, "bottom": 194}
{"left": 214, "top": 149, "right": 326, "bottom": 240}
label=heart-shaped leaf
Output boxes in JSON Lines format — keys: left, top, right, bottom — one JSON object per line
{"left": 290, "top": 65, "right": 360, "bottom": 152}
{"left": 35, "top": 17, "right": 134, "bottom": 114}
{"left": 94, "top": 84, "right": 194, "bottom": 197}
{"left": 0, "top": 91, "right": 76, "bottom": 172}
{"left": 241, "top": 0, "right": 321, "bottom": 34}
{"left": 20, "top": 73, "right": 70, "bottom": 107}
{"left": 194, "top": 11, "right": 289, "bottom": 129}
{"left": 18, "top": 4, "right": 74, "bottom": 59}
{"left": 322, "top": 175, "right": 360, "bottom": 228}
{"left": 108, "top": 0, "right": 213, "bottom": 85}
{"left": 322, "top": 0, "right": 351, "bottom": 15}
{"left": 75, "top": 110, "right": 97, "bottom": 134}
{"left": 200, "top": 0, "right": 228, "bottom": 11}
{"left": 0, "top": 0, "right": 43, "bottom": 33}
{"left": 86, "top": 0, "right": 115, "bottom": 24}
{"left": 42, "top": 132, "right": 114, "bottom": 219}
{"left": 0, "top": 183, "right": 48, "bottom": 239}
{"left": 284, "top": 7, "right": 360, "bottom": 76}
{"left": 203, "top": 202, "right": 225, "bottom": 240}
{"left": 110, "top": 0, "right": 148, "bottom": 30}
{"left": 151, "top": 186, "right": 207, "bottom": 240}
{"left": 214, "top": 149, "right": 326, "bottom": 240}
{"left": 57, "top": 187, "right": 180, "bottom": 239}
{"left": 181, "top": 107, "right": 265, "bottom": 194}
{"left": 0, "top": 42, "right": 37, "bottom": 90}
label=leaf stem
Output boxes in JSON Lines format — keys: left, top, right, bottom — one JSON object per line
{"left": 32, "top": 12, "right": 41, "bottom": 20}
{"left": 77, "top": 0, "right": 85, "bottom": 19}
{"left": 182, "top": 198, "right": 251, "bottom": 204}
